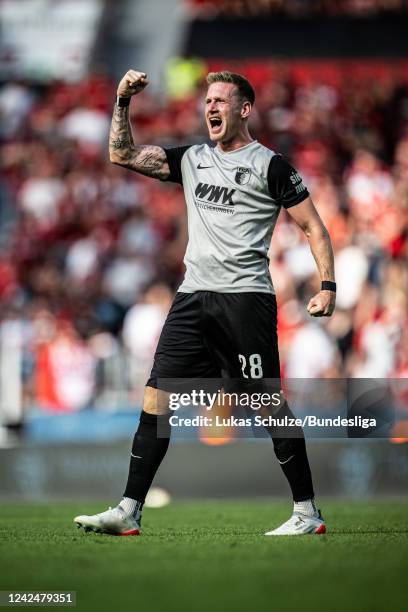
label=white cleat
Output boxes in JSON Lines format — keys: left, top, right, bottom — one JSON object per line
{"left": 74, "top": 506, "right": 141, "bottom": 536}
{"left": 264, "top": 510, "right": 326, "bottom": 536}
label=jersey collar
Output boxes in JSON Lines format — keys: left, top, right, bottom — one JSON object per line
{"left": 213, "top": 140, "right": 258, "bottom": 157}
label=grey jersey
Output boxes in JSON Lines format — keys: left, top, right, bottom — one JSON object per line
{"left": 164, "top": 140, "right": 308, "bottom": 294}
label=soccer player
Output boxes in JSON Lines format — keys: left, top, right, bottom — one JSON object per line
{"left": 74, "top": 69, "right": 336, "bottom": 536}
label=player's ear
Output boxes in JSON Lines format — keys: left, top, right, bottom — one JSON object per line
{"left": 241, "top": 101, "right": 251, "bottom": 120}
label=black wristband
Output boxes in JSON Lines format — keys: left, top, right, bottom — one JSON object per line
{"left": 321, "top": 280, "right": 336, "bottom": 292}
{"left": 116, "top": 96, "right": 130, "bottom": 107}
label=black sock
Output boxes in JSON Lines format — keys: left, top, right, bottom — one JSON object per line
{"left": 264, "top": 402, "right": 315, "bottom": 502}
{"left": 124, "top": 411, "right": 171, "bottom": 503}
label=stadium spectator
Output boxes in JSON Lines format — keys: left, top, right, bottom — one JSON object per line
{"left": 123, "top": 283, "right": 173, "bottom": 403}
{"left": 33, "top": 311, "right": 96, "bottom": 412}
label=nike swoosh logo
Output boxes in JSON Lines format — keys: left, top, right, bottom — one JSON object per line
{"left": 131, "top": 453, "right": 142, "bottom": 459}
{"left": 197, "top": 163, "right": 214, "bottom": 169}
{"left": 277, "top": 455, "right": 295, "bottom": 465}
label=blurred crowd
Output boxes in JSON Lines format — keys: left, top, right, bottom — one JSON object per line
{"left": 0, "top": 59, "right": 407, "bottom": 414}
{"left": 186, "top": 0, "right": 407, "bottom": 18}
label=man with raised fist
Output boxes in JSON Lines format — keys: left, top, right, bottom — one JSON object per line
{"left": 74, "top": 68, "right": 335, "bottom": 537}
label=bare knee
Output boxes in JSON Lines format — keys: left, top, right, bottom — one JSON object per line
{"left": 143, "top": 386, "right": 170, "bottom": 415}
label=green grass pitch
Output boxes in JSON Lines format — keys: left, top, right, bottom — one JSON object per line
{"left": 0, "top": 500, "right": 407, "bottom": 612}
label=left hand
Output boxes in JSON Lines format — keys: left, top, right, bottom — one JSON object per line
{"left": 307, "top": 290, "right": 336, "bottom": 317}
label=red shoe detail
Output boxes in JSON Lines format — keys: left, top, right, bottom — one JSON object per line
{"left": 115, "top": 529, "right": 140, "bottom": 536}
{"left": 315, "top": 524, "right": 326, "bottom": 534}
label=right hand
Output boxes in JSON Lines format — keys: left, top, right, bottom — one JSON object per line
{"left": 117, "top": 69, "right": 148, "bottom": 98}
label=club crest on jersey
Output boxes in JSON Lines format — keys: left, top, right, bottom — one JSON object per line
{"left": 234, "top": 167, "right": 252, "bottom": 185}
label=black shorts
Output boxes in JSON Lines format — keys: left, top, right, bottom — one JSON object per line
{"left": 147, "top": 291, "right": 280, "bottom": 388}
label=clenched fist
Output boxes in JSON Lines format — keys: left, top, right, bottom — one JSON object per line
{"left": 117, "top": 69, "right": 149, "bottom": 98}
{"left": 307, "top": 290, "right": 336, "bottom": 317}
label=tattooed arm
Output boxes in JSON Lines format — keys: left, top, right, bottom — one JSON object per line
{"left": 109, "top": 69, "right": 170, "bottom": 180}
{"left": 109, "top": 105, "right": 170, "bottom": 179}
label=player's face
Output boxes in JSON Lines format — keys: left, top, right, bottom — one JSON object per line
{"left": 205, "top": 82, "right": 246, "bottom": 143}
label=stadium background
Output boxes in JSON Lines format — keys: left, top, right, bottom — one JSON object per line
{"left": 0, "top": 0, "right": 407, "bottom": 502}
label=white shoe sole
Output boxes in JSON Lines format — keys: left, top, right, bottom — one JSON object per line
{"left": 74, "top": 518, "right": 140, "bottom": 536}
{"left": 264, "top": 523, "right": 326, "bottom": 536}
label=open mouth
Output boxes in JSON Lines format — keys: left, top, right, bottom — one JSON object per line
{"left": 209, "top": 116, "right": 223, "bottom": 130}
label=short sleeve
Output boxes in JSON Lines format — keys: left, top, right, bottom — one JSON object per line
{"left": 267, "top": 154, "right": 309, "bottom": 209}
{"left": 164, "top": 146, "right": 191, "bottom": 185}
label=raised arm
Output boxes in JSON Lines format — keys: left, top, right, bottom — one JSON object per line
{"left": 286, "top": 196, "right": 336, "bottom": 317}
{"left": 109, "top": 69, "right": 170, "bottom": 180}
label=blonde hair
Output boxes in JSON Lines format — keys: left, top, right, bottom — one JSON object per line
{"left": 206, "top": 71, "right": 255, "bottom": 105}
